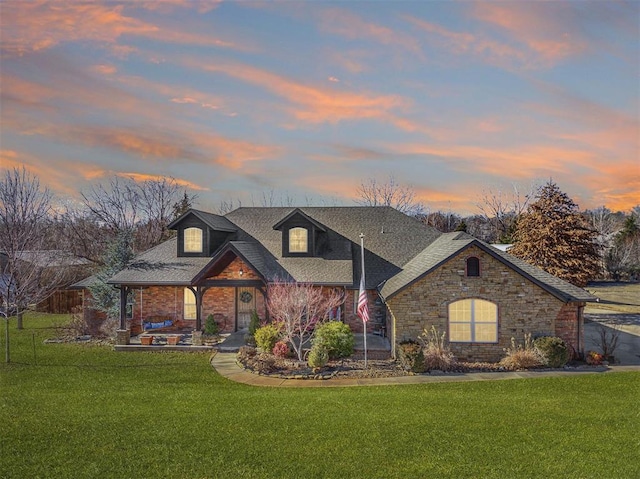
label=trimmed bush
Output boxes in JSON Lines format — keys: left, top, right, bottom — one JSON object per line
{"left": 534, "top": 336, "right": 570, "bottom": 368}
{"left": 204, "top": 314, "right": 219, "bottom": 336}
{"left": 254, "top": 324, "right": 282, "bottom": 353}
{"left": 307, "top": 344, "right": 329, "bottom": 369}
{"left": 272, "top": 340, "right": 289, "bottom": 359}
{"left": 248, "top": 310, "right": 261, "bottom": 337}
{"left": 312, "top": 321, "right": 354, "bottom": 360}
{"left": 398, "top": 340, "right": 425, "bottom": 373}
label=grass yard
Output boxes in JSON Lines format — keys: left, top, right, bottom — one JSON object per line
{"left": 586, "top": 281, "right": 640, "bottom": 314}
{"left": 1, "top": 313, "right": 639, "bottom": 479}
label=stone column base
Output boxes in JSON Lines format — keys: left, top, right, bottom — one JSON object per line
{"left": 116, "top": 329, "right": 130, "bottom": 345}
{"left": 192, "top": 330, "right": 203, "bottom": 346}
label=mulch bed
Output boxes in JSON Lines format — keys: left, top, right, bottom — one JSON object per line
{"left": 236, "top": 350, "right": 510, "bottom": 380}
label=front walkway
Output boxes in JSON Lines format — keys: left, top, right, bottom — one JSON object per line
{"left": 210, "top": 351, "right": 640, "bottom": 388}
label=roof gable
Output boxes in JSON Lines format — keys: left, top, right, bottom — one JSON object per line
{"left": 168, "top": 208, "right": 237, "bottom": 233}
{"left": 380, "top": 233, "right": 596, "bottom": 303}
{"left": 272, "top": 208, "right": 327, "bottom": 232}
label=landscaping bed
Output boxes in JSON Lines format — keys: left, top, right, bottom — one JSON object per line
{"left": 235, "top": 348, "right": 601, "bottom": 380}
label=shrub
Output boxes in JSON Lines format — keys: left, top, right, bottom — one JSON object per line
{"left": 272, "top": 340, "right": 289, "bottom": 358}
{"left": 586, "top": 350, "right": 603, "bottom": 365}
{"left": 204, "top": 314, "right": 219, "bottom": 336}
{"left": 534, "top": 336, "right": 570, "bottom": 368}
{"left": 499, "top": 334, "right": 544, "bottom": 370}
{"left": 254, "top": 323, "right": 282, "bottom": 353}
{"left": 307, "top": 344, "right": 329, "bottom": 369}
{"left": 397, "top": 340, "right": 425, "bottom": 373}
{"left": 418, "top": 326, "right": 457, "bottom": 371}
{"left": 248, "top": 310, "right": 261, "bottom": 337}
{"left": 312, "top": 321, "right": 354, "bottom": 360}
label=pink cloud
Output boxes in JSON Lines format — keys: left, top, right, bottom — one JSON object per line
{"left": 196, "top": 60, "right": 410, "bottom": 125}
{"left": 0, "top": 1, "right": 247, "bottom": 58}
{"left": 470, "top": 2, "right": 589, "bottom": 67}
{"left": 317, "top": 7, "right": 421, "bottom": 55}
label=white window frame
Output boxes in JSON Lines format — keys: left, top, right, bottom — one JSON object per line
{"left": 184, "top": 288, "right": 197, "bottom": 320}
{"left": 448, "top": 298, "right": 498, "bottom": 343}
{"left": 289, "top": 227, "right": 308, "bottom": 253}
{"left": 184, "top": 227, "right": 203, "bottom": 253}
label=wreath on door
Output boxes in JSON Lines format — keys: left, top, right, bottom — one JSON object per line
{"left": 239, "top": 291, "right": 253, "bottom": 303}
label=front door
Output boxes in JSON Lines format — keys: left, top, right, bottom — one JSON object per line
{"left": 236, "top": 287, "right": 255, "bottom": 331}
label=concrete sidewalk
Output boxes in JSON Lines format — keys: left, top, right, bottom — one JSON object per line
{"left": 210, "top": 351, "right": 640, "bottom": 388}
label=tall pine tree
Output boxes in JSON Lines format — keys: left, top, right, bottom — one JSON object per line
{"left": 509, "top": 181, "right": 599, "bottom": 286}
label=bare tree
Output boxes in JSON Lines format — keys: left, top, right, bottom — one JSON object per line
{"left": 355, "top": 175, "right": 425, "bottom": 217}
{"left": 476, "top": 182, "right": 540, "bottom": 243}
{"left": 137, "top": 177, "right": 195, "bottom": 248}
{"left": 266, "top": 281, "right": 344, "bottom": 361}
{"left": 81, "top": 177, "right": 140, "bottom": 235}
{"left": 81, "top": 176, "right": 196, "bottom": 253}
{"left": 420, "top": 209, "right": 463, "bottom": 233}
{"left": 0, "top": 168, "right": 71, "bottom": 335}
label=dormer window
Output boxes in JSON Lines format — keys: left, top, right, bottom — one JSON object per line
{"left": 289, "top": 227, "right": 308, "bottom": 253}
{"left": 184, "top": 227, "right": 203, "bottom": 253}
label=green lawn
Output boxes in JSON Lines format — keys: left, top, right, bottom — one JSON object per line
{"left": 1, "top": 314, "right": 639, "bottom": 479}
{"left": 586, "top": 281, "right": 640, "bottom": 314}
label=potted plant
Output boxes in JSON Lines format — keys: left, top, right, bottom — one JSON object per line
{"left": 140, "top": 335, "right": 154, "bottom": 346}
{"left": 167, "top": 335, "right": 181, "bottom": 345}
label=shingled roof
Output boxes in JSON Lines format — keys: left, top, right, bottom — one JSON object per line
{"left": 224, "top": 206, "right": 440, "bottom": 288}
{"left": 108, "top": 238, "right": 211, "bottom": 285}
{"left": 379, "top": 232, "right": 596, "bottom": 303}
{"left": 104, "top": 206, "right": 440, "bottom": 288}
{"left": 102, "top": 206, "right": 595, "bottom": 303}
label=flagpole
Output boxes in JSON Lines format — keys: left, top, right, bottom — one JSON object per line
{"left": 359, "top": 233, "right": 367, "bottom": 369}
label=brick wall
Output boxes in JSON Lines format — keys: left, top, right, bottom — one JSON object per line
{"left": 387, "top": 245, "right": 583, "bottom": 363}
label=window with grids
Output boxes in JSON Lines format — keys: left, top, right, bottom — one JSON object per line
{"left": 184, "top": 227, "right": 203, "bottom": 253}
{"left": 448, "top": 298, "right": 497, "bottom": 343}
{"left": 184, "top": 288, "right": 197, "bottom": 320}
{"left": 289, "top": 227, "right": 308, "bottom": 253}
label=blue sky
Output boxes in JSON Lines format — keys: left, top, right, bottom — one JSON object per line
{"left": 1, "top": 0, "right": 638, "bottom": 214}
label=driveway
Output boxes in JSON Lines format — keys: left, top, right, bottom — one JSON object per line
{"left": 584, "top": 309, "right": 640, "bottom": 365}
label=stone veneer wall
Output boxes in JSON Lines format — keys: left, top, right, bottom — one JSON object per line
{"left": 387, "top": 245, "right": 584, "bottom": 363}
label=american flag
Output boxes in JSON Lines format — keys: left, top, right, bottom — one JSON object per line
{"left": 357, "top": 274, "right": 369, "bottom": 323}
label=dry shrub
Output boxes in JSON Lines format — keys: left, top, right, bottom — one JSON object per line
{"left": 66, "top": 308, "right": 90, "bottom": 336}
{"left": 418, "top": 326, "right": 457, "bottom": 371}
{"left": 499, "top": 334, "right": 544, "bottom": 370}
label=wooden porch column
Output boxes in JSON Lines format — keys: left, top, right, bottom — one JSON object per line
{"left": 116, "top": 285, "right": 131, "bottom": 345}
{"left": 119, "top": 286, "right": 129, "bottom": 330}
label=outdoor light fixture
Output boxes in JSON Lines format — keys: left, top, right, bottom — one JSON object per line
{"left": 239, "top": 268, "right": 243, "bottom": 276}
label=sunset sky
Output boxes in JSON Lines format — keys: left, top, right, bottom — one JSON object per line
{"left": 1, "top": 0, "right": 638, "bottom": 214}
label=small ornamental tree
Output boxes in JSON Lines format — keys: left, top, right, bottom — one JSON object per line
{"left": 266, "top": 281, "right": 344, "bottom": 361}
{"left": 509, "top": 181, "right": 599, "bottom": 286}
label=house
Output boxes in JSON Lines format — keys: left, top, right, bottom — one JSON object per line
{"left": 1, "top": 250, "right": 92, "bottom": 315}
{"left": 78, "top": 207, "right": 595, "bottom": 361}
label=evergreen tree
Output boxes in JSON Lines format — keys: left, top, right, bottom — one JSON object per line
{"left": 88, "top": 232, "right": 135, "bottom": 333}
{"left": 509, "top": 181, "right": 599, "bottom": 286}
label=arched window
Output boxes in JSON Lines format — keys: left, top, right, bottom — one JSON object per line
{"left": 184, "top": 288, "right": 197, "bottom": 320}
{"left": 184, "top": 227, "right": 203, "bottom": 253}
{"left": 289, "top": 227, "right": 308, "bottom": 253}
{"left": 448, "top": 298, "right": 497, "bottom": 343}
{"left": 466, "top": 256, "right": 480, "bottom": 277}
